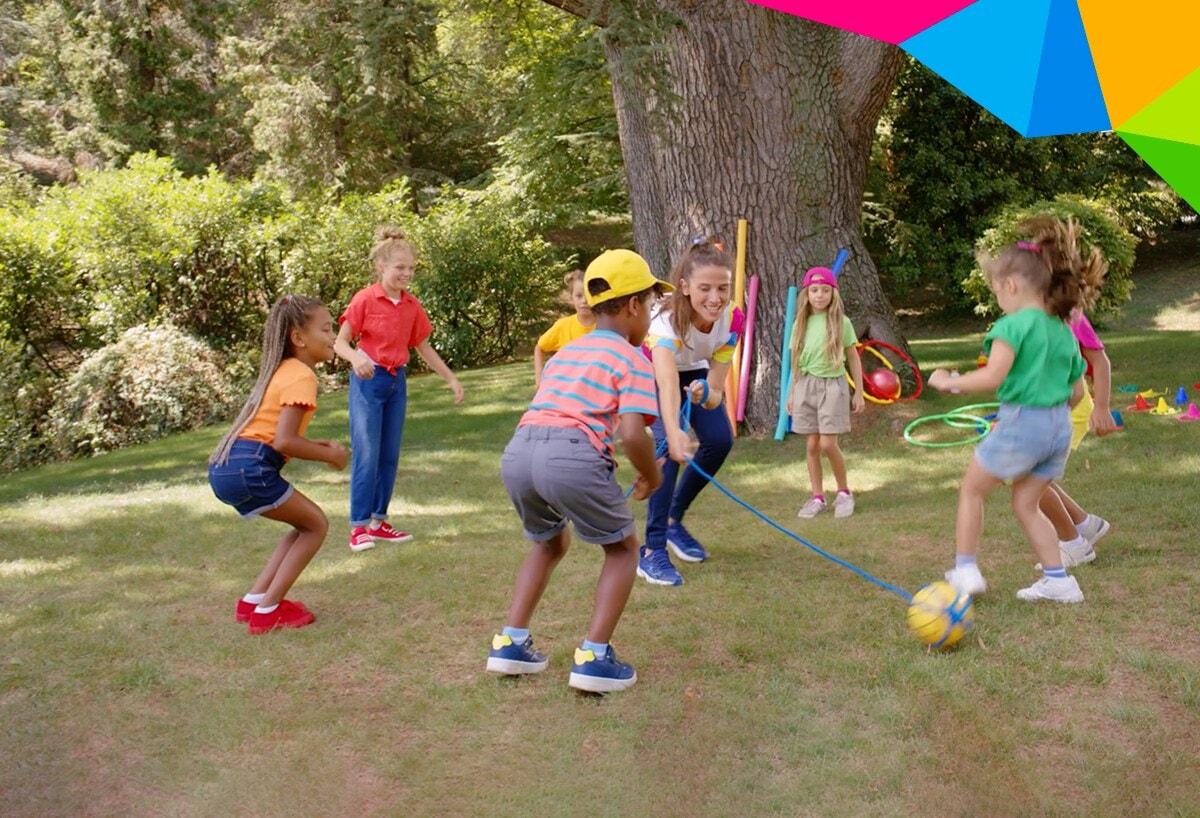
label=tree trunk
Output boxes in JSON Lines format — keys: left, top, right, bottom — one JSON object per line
{"left": 581, "top": 1, "right": 909, "bottom": 431}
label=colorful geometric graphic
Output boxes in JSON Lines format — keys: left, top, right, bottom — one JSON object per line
{"left": 745, "top": 0, "right": 1200, "bottom": 211}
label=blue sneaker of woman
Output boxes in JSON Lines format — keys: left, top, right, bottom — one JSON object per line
{"left": 666, "top": 521, "right": 709, "bottom": 562}
{"left": 568, "top": 645, "right": 637, "bottom": 693}
{"left": 637, "top": 546, "right": 683, "bottom": 586}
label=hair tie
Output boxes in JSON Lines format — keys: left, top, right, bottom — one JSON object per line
{"left": 1017, "top": 241, "right": 1041, "bottom": 253}
{"left": 690, "top": 235, "right": 726, "bottom": 253}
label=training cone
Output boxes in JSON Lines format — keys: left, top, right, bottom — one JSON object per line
{"left": 1129, "top": 394, "right": 1152, "bottom": 412}
{"left": 1178, "top": 403, "right": 1200, "bottom": 423}
{"left": 1176, "top": 386, "right": 1189, "bottom": 405}
{"left": 1150, "top": 397, "right": 1178, "bottom": 416}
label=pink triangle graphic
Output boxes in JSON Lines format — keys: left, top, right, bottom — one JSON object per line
{"left": 744, "top": 0, "right": 981, "bottom": 44}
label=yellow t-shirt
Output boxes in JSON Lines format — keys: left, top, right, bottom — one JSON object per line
{"left": 239, "top": 357, "right": 318, "bottom": 453}
{"left": 536, "top": 314, "right": 594, "bottom": 353}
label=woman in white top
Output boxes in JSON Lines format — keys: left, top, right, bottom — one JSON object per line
{"left": 637, "top": 238, "right": 737, "bottom": 587}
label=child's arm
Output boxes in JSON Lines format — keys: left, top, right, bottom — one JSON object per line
{"left": 619, "top": 413, "right": 662, "bottom": 501}
{"left": 273, "top": 406, "right": 348, "bottom": 470}
{"left": 414, "top": 340, "right": 465, "bottom": 404}
{"left": 334, "top": 322, "right": 375, "bottom": 379}
{"left": 533, "top": 346, "right": 547, "bottom": 389}
{"left": 930, "top": 341, "right": 1012, "bottom": 394}
{"left": 845, "top": 345, "right": 865, "bottom": 414}
{"left": 1082, "top": 345, "right": 1116, "bottom": 435}
{"left": 652, "top": 345, "right": 692, "bottom": 464}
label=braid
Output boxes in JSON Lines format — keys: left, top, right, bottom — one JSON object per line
{"left": 209, "top": 294, "right": 325, "bottom": 465}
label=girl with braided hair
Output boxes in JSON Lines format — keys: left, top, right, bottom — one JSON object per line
{"left": 209, "top": 295, "right": 348, "bottom": 634}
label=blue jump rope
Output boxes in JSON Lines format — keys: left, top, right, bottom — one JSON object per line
{"left": 630, "top": 380, "right": 915, "bottom": 605}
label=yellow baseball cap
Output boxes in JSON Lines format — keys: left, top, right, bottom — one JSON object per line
{"left": 584, "top": 249, "right": 674, "bottom": 307}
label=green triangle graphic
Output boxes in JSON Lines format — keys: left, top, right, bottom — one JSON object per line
{"left": 1118, "top": 132, "right": 1200, "bottom": 211}
{"left": 1117, "top": 66, "right": 1200, "bottom": 145}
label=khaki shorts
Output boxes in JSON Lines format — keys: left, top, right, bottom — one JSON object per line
{"left": 791, "top": 373, "right": 851, "bottom": 435}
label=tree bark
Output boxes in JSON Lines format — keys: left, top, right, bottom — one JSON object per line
{"left": 552, "top": 0, "right": 909, "bottom": 431}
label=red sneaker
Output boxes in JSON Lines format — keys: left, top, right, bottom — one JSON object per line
{"left": 236, "top": 598, "right": 307, "bottom": 623}
{"left": 368, "top": 521, "right": 413, "bottom": 544}
{"left": 247, "top": 600, "right": 315, "bottom": 635}
{"left": 349, "top": 526, "right": 375, "bottom": 552}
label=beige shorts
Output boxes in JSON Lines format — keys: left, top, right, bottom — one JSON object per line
{"left": 791, "top": 373, "right": 851, "bottom": 435}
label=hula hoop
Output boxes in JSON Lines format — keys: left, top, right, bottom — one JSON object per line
{"left": 904, "top": 402, "right": 1000, "bottom": 448}
{"left": 847, "top": 340, "right": 924, "bottom": 405}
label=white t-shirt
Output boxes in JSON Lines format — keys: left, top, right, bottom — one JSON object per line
{"left": 646, "top": 305, "right": 737, "bottom": 373}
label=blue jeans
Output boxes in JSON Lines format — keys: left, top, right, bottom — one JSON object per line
{"left": 645, "top": 369, "right": 734, "bottom": 549}
{"left": 348, "top": 366, "right": 408, "bottom": 526}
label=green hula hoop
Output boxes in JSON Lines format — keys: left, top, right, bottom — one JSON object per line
{"left": 904, "top": 403, "right": 1000, "bottom": 448}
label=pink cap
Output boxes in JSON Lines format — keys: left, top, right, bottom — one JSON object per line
{"left": 802, "top": 267, "right": 838, "bottom": 289}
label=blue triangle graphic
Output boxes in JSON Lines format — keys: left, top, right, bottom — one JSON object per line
{"left": 1025, "top": 0, "right": 1111, "bottom": 136}
{"left": 902, "top": 0, "right": 1053, "bottom": 135}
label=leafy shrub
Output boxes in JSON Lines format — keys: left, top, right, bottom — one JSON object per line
{"left": 964, "top": 196, "right": 1137, "bottom": 320}
{"left": 409, "top": 191, "right": 561, "bottom": 369}
{"left": 0, "top": 343, "right": 57, "bottom": 473}
{"left": 46, "top": 324, "right": 237, "bottom": 458}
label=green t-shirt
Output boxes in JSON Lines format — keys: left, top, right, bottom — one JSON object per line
{"left": 984, "top": 308, "right": 1086, "bottom": 406}
{"left": 795, "top": 313, "right": 858, "bottom": 378}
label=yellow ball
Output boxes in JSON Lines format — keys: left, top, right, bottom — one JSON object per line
{"left": 906, "top": 581, "right": 975, "bottom": 647}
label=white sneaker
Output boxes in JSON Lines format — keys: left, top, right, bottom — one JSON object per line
{"left": 1016, "top": 575, "right": 1084, "bottom": 603}
{"left": 1077, "top": 515, "right": 1110, "bottom": 549}
{"left": 832, "top": 492, "right": 855, "bottom": 518}
{"left": 797, "top": 497, "right": 827, "bottom": 519}
{"left": 944, "top": 564, "right": 987, "bottom": 596}
{"left": 1060, "top": 539, "right": 1096, "bottom": 568}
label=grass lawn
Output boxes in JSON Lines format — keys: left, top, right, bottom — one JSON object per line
{"left": 2, "top": 238, "right": 1199, "bottom": 816}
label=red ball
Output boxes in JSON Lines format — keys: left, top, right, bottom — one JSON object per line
{"left": 866, "top": 368, "right": 901, "bottom": 399}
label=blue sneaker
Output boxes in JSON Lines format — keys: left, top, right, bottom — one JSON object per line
{"left": 568, "top": 645, "right": 637, "bottom": 693}
{"left": 667, "top": 521, "right": 709, "bottom": 563}
{"left": 486, "top": 634, "right": 548, "bottom": 675}
{"left": 637, "top": 547, "right": 683, "bottom": 586}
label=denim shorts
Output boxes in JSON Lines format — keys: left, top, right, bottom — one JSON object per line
{"left": 974, "top": 403, "right": 1072, "bottom": 481}
{"left": 208, "top": 439, "right": 294, "bottom": 518}
{"left": 500, "top": 426, "right": 635, "bottom": 546}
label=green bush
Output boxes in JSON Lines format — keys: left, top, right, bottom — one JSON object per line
{"left": 964, "top": 196, "right": 1137, "bottom": 320}
{"left": 0, "top": 342, "right": 57, "bottom": 473}
{"left": 409, "top": 191, "right": 561, "bottom": 369}
{"left": 46, "top": 324, "right": 237, "bottom": 458}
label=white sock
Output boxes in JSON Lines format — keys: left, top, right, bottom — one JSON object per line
{"left": 253, "top": 603, "right": 279, "bottom": 614}
{"left": 242, "top": 592, "right": 266, "bottom": 605}
{"left": 369, "top": 520, "right": 383, "bottom": 530}
{"left": 1060, "top": 536, "right": 1086, "bottom": 551}
{"left": 1074, "top": 515, "right": 1095, "bottom": 535}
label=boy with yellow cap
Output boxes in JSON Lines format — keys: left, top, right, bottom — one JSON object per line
{"left": 486, "top": 250, "right": 671, "bottom": 693}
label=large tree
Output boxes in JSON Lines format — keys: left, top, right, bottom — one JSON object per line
{"left": 543, "top": 0, "right": 907, "bottom": 430}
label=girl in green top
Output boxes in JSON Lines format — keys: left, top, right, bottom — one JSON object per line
{"left": 786, "top": 267, "right": 865, "bottom": 519}
{"left": 930, "top": 216, "right": 1104, "bottom": 604}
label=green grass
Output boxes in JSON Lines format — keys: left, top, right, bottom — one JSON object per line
{"left": 3, "top": 262, "right": 1200, "bottom": 816}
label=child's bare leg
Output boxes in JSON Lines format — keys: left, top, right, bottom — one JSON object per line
{"left": 956, "top": 459, "right": 1002, "bottom": 557}
{"left": 248, "top": 529, "right": 300, "bottom": 595}
{"left": 805, "top": 434, "right": 824, "bottom": 495}
{"left": 585, "top": 533, "right": 639, "bottom": 644}
{"left": 505, "top": 529, "right": 570, "bottom": 628}
{"left": 1012, "top": 475, "right": 1061, "bottom": 569}
{"left": 259, "top": 492, "right": 328, "bottom": 607}
{"left": 1039, "top": 484, "right": 1079, "bottom": 541}
{"left": 1048, "top": 482, "right": 1087, "bottom": 525}
{"left": 819, "top": 434, "right": 849, "bottom": 491}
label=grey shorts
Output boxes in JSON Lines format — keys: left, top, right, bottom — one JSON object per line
{"left": 500, "top": 425, "right": 636, "bottom": 545}
{"left": 791, "top": 373, "right": 851, "bottom": 435}
{"left": 975, "top": 403, "right": 1072, "bottom": 481}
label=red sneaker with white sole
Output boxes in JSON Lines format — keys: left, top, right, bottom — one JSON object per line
{"left": 368, "top": 522, "right": 413, "bottom": 544}
{"left": 236, "top": 598, "right": 307, "bottom": 623}
{"left": 247, "top": 600, "right": 315, "bottom": 635}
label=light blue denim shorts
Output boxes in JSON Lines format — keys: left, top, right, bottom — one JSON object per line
{"left": 974, "top": 403, "right": 1072, "bottom": 481}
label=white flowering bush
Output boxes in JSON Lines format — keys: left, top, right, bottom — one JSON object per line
{"left": 47, "top": 324, "right": 238, "bottom": 457}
